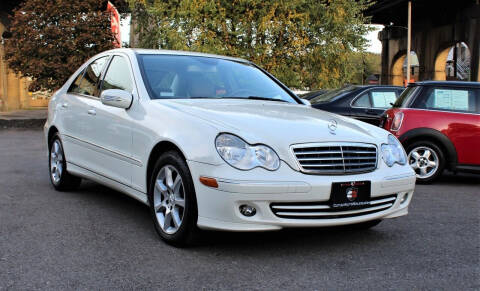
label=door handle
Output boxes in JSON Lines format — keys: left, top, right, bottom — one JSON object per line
{"left": 365, "top": 109, "right": 377, "bottom": 115}
{"left": 87, "top": 109, "right": 96, "bottom": 116}
{"left": 61, "top": 103, "right": 68, "bottom": 108}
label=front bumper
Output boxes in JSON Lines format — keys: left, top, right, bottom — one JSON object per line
{"left": 188, "top": 160, "right": 416, "bottom": 231}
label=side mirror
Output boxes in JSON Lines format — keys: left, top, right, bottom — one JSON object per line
{"left": 300, "top": 98, "right": 311, "bottom": 106}
{"left": 100, "top": 89, "right": 133, "bottom": 109}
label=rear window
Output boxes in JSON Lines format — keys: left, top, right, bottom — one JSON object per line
{"left": 371, "top": 91, "right": 398, "bottom": 108}
{"left": 310, "top": 86, "right": 357, "bottom": 104}
{"left": 68, "top": 56, "right": 109, "bottom": 97}
{"left": 68, "top": 69, "right": 85, "bottom": 94}
{"left": 413, "top": 87, "right": 478, "bottom": 113}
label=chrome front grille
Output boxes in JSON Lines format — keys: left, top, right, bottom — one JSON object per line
{"left": 270, "top": 195, "right": 397, "bottom": 219}
{"left": 292, "top": 143, "right": 378, "bottom": 174}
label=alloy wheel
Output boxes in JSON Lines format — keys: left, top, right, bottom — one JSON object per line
{"left": 408, "top": 146, "right": 439, "bottom": 179}
{"left": 50, "top": 140, "right": 64, "bottom": 184}
{"left": 153, "top": 165, "right": 186, "bottom": 234}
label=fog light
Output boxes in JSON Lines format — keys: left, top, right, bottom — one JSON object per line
{"left": 239, "top": 205, "right": 256, "bottom": 217}
{"left": 400, "top": 193, "right": 409, "bottom": 204}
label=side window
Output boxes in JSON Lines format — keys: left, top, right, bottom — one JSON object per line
{"left": 370, "top": 90, "right": 398, "bottom": 108}
{"left": 101, "top": 56, "right": 133, "bottom": 93}
{"left": 416, "top": 87, "right": 477, "bottom": 113}
{"left": 352, "top": 93, "right": 371, "bottom": 107}
{"left": 77, "top": 56, "right": 109, "bottom": 96}
{"left": 68, "top": 69, "right": 85, "bottom": 93}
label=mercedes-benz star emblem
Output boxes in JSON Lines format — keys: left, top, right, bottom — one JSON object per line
{"left": 328, "top": 119, "right": 337, "bottom": 134}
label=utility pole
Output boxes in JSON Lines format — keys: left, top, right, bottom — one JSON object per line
{"left": 406, "top": 1, "right": 412, "bottom": 86}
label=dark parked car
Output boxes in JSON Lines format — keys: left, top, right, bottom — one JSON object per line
{"left": 310, "top": 85, "right": 404, "bottom": 125}
{"left": 382, "top": 81, "right": 480, "bottom": 183}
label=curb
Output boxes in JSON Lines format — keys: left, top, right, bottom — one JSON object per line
{"left": 0, "top": 118, "right": 46, "bottom": 129}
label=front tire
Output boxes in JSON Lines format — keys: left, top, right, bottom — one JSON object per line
{"left": 48, "top": 133, "right": 81, "bottom": 191}
{"left": 148, "top": 151, "right": 199, "bottom": 246}
{"left": 406, "top": 141, "right": 445, "bottom": 184}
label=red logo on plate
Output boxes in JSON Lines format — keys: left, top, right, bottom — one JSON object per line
{"left": 346, "top": 187, "right": 358, "bottom": 201}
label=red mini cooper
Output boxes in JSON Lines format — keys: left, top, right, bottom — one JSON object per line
{"left": 381, "top": 81, "right": 480, "bottom": 183}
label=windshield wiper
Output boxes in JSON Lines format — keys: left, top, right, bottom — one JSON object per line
{"left": 247, "top": 96, "right": 288, "bottom": 102}
{"left": 224, "top": 96, "right": 288, "bottom": 102}
{"left": 189, "top": 96, "right": 289, "bottom": 102}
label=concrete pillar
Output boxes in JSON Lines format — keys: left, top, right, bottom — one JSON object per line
{"left": 379, "top": 28, "right": 390, "bottom": 85}
{"left": 0, "top": 22, "right": 6, "bottom": 111}
{"left": 470, "top": 25, "right": 480, "bottom": 82}
{"left": 6, "top": 70, "right": 20, "bottom": 111}
{"left": 0, "top": 51, "right": 6, "bottom": 111}
{"left": 476, "top": 48, "right": 480, "bottom": 82}
{"left": 19, "top": 78, "right": 29, "bottom": 109}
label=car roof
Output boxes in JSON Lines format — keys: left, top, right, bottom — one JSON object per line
{"left": 308, "top": 85, "right": 403, "bottom": 95}
{"left": 411, "top": 81, "right": 480, "bottom": 87}
{"left": 106, "top": 48, "right": 251, "bottom": 64}
{"left": 351, "top": 85, "right": 404, "bottom": 89}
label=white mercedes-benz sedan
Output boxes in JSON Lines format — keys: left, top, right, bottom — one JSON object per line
{"left": 45, "top": 48, "right": 416, "bottom": 245}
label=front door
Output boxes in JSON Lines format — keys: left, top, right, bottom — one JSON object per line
{"left": 85, "top": 54, "right": 136, "bottom": 187}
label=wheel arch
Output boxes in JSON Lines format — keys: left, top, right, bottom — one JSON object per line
{"left": 47, "top": 126, "right": 59, "bottom": 148}
{"left": 398, "top": 127, "right": 457, "bottom": 169}
{"left": 146, "top": 140, "right": 188, "bottom": 191}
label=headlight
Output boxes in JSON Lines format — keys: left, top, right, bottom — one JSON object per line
{"left": 381, "top": 134, "right": 407, "bottom": 167}
{"left": 215, "top": 133, "right": 280, "bottom": 171}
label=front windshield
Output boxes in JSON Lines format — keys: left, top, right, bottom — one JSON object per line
{"left": 137, "top": 54, "right": 297, "bottom": 103}
{"left": 309, "top": 85, "right": 357, "bottom": 104}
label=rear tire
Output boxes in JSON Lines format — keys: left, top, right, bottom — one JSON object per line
{"left": 406, "top": 140, "right": 445, "bottom": 184}
{"left": 148, "top": 150, "right": 200, "bottom": 246}
{"left": 48, "top": 133, "right": 81, "bottom": 191}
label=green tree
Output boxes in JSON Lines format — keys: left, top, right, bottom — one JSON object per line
{"left": 4, "top": 0, "right": 118, "bottom": 91}
{"left": 350, "top": 52, "right": 382, "bottom": 85}
{"left": 129, "top": 0, "right": 372, "bottom": 89}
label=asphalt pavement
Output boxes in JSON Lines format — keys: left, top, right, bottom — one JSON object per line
{"left": 0, "top": 129, "right": 479, "bottom": 290}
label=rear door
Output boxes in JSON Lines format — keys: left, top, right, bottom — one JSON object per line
{"left": 350, "top": 88, "right": 399, "bottom": 125}
{"left": 60, "top": 55, "right": 110, "bottom": 168}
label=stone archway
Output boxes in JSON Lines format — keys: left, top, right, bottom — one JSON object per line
{"left": 391, "top": 54, "right": 406, "bottom": 86}
{"left": 391, "top": 51, "right": 419, "bottom": 86}
{"left": 434, "top": 42, "right": 471, "bottom": 81}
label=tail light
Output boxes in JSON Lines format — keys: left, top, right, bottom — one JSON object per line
{"left": 390, "top": 112, "right": 404, "bottom": 131}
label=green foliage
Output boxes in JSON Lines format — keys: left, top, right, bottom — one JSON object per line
{"left": 129, "top": 0, "right": 373, "bottom": 89}
{"left": 350, "top": 52, "right": 382, "bottom": 85}
{"left": 4, "top": 0, "right": 116, "bottom": 91}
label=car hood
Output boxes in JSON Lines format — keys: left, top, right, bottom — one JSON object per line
{"left": 153, "top": 99, "right": 388, "bottom": 166}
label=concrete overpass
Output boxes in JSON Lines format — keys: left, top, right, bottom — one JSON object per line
{"left": 366, "top": 0, "right": 480, "bottom": 85}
